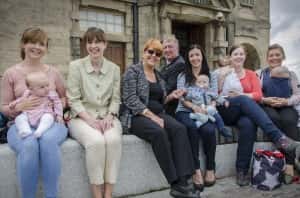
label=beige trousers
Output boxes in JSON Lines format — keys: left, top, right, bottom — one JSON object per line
{"left": 68, "top": 118, "right": 122, "bottom": 184}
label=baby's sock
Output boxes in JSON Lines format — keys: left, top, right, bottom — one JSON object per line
{"left": 34, "top": 113, "right": 54, "bottom": 138}
{"left": 15, "top": 113, "right": 32, "bottom": 138}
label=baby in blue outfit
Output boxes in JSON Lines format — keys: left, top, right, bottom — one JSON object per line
{"left": 185, "top": 74, "right": 232, "bottom": 138}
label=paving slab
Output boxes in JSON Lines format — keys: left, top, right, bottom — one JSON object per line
{"left": 127, "top": 177, "right": 300, "bottom": 198}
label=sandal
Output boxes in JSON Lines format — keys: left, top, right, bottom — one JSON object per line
{"left": 192, "top": 173, "right": 204, "bottom": 192}
{"left": 204, "top": 171, "right": 216, "bottom": 187}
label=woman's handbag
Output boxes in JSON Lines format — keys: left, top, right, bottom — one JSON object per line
{"left": 0, "top": 112, "right": 9, "bottom": 144}
{"left": 251, "top": 149, "right": 285, "bottom": 191}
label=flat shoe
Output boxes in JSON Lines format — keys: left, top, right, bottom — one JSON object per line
{"left": 204, "top": 179, "right": 216, "bottom": 187}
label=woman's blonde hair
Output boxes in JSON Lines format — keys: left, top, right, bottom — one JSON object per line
{"left": 143, "top": 38, "right": 163, "bottom": 53}
{"left": 267, "top": 43, "right": 286, "bottom": 60}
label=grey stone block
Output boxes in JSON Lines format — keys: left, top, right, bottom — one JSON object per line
{"left": 0, "top": 135, "right": 279, "bottom": 198}
{"left": 0, "top": 136, "right": 168, "bottom": 198}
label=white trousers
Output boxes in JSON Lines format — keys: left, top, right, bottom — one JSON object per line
{"left": 68, "top": 118, "right": 122, "bottom": 184}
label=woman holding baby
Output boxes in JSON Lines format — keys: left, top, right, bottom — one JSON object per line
{"left": 259, "top": 43, "right": 300, "bottom": 183}
{"left": 175, "top": 44, "right": 220, "bottom": 191}
{"left": 1, "top": 27, "right": 68, "bottom": 198}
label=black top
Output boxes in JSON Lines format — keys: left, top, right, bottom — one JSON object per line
{"left": 160, "top": 56, "right": 185, "bottom": 94}
{"left": 147, "top": 81, "right": 164, "bottom": 114}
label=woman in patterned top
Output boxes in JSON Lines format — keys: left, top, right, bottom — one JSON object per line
{"left": 120, "top": 39, "right": 200, "bottom": 198}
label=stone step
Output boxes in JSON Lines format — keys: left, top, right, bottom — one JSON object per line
{"left": 0, "top": 135, "right": 289, "bottom": 198}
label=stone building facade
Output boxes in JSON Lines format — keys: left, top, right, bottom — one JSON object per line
{"left": 0, "top": 0, "right": 270, "bottom": 76}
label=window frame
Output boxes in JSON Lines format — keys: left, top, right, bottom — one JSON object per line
{"left": 240, "top": 0, "right": 255, "bottom": 7}
{"left": 79, "top": 7, "right": 125, "bottom": 34}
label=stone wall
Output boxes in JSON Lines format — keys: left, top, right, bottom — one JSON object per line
{"left": 0, "top": 0, "right": 270, "bottom": 75}
{"left": 0, "top": 0, "right": 73, "bottom": 76}
{"left": 229, "top": 0, "right": 270, "bottom": 67}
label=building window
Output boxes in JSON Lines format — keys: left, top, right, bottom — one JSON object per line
{"left": 79, "top": 8, "right": 124, "bottom": 33}
{"left": 192, "top": 0, "right": 211, "bottom": 5}
{"left": 240, "top": 0, "right": 255, "bottom": 7}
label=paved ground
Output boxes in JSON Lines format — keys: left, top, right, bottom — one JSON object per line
{"left": 127, "top": 177, "right": 300, "bottom": 198}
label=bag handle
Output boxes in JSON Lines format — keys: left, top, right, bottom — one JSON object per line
{"left": 255, "top": 149, "right": 285, "bottom": 159}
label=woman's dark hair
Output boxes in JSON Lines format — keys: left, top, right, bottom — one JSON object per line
{"left": 184, "top": 44, "right": 210, "bottom": 86}
{"left": 82, "top": 27, "right": 107, "bottom": 45}
{"left": 20, "top": 27, "right": 48, "bottom": 60}
{"left": 229, "top": 44, "right": 246, "bottom": 56}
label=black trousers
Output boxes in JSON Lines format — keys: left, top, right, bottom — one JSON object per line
{"left": 164, "top": 100, "right": 178, "bottom": 117}
{"left": 261, "top": 105, "right": 299, "bottom": 164}
{"left": 176, "top": 111, "right": 217, "bottom": 170}
{"left": 130, "top": 112, "right": 195, "bottom": 184}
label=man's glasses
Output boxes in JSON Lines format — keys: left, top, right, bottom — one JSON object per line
{"left": 147, "top": 49, "right": 162, "bottom": 57}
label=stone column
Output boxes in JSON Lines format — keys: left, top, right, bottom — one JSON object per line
{"left": 70, "top": 0, "right": 81, "bottom": 60}
{"left": 212, "top": 12, "right": 228, "bottom": 68}
{"left": 160, "top": 16, "right": 172, "bottom": 39}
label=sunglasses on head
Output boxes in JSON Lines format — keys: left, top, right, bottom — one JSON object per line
{"left": 146, "top": 49, "right": 162, "bottom": 57}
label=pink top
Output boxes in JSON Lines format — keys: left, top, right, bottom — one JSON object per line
{"left": 1, "top": 64, "right": 66, "bottom": 119}
{"left": 240, "top": 69, "right": 263, "bottom": 102}
{"left": 11, "top": 90, "right": 63, "bottom": 126}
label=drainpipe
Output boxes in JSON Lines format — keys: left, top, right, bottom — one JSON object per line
{"left": 132, "top": 0, "right": 139, "bottom": 63}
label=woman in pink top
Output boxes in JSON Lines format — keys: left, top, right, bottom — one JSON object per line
{"left": 216, "top": 44, "right": 300, "bottom": 186}
{"left": 1, "top": 27, "right": 67, "bottom": 198}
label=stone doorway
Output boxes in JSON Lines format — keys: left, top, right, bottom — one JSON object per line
{"left": 172, "top": 22, "right": 206, "bottom": 59}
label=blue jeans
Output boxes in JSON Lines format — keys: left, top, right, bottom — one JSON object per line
{"left": 176, "top": 111, "right": 217, "bottom": 170}
{"left": 7, "top": 122, "right": 68, "bottom": 198}
{"left": 217, "top": 95, "right": 284, "bottom": 173}
{"left": 214, "top": 112, "right": 225, "bottom": 131}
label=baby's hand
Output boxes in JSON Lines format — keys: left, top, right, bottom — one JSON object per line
{"left": 34, "top": 131, "right": 43, "bottom": 138}
{"left": 56, "top": 116, "right": 64, "bottom": 124}
{"left": 19, "top": 130, "right": 32, "bottom": 139}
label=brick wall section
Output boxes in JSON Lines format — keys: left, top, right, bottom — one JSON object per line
{"left": 0, "top": 0, "right": 73, "bottom": 77}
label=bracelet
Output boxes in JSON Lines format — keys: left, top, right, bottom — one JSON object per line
{"left": 191, "top": 104, "right": 195, "bottom": 111}
{"left": 142, "top": 108, "right": 149, "bottom": 115}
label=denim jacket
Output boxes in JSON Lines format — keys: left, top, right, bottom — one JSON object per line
{"left": 120, "top": 63, "right": 167, "bottom": 133}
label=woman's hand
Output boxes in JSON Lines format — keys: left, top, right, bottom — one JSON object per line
{"left": 263, "top": 97, "right": 288, "bottom": 107}
{"left": 99, "top": 114, "right": 114, "bottom": 133}
{"left": 15, "top": 96, "right": 42, "bottom": 112}
{"left": 84, "top": 117, "right": 102, "bottom": 131}
{"left": 166, "top": 89, "right": 186, "bottom": 103}
{"left": 192, "top": 105, "right": 207, "bottom": 114}
{"left": 262, "top": 97, "right": 278, "bottom": 105}
{"left": 228, "top": 90, "right": 241, "bottom": 98}
{"left": 142, "top": 108, "right": 164, "bottom": 128}
{"left": 270, "top": 98, "right": 289, "bottom": 107}
{"left": 150, "top": 114, "right": 164, "bottom": 128}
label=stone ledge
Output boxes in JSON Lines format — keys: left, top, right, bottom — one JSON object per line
{"left": 0, "top": 135, "right": 277, "bottom": 198}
